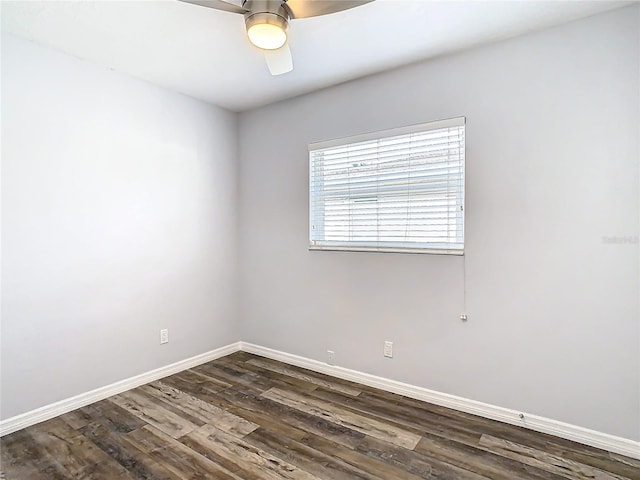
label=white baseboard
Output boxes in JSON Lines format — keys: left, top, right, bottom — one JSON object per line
{"left": 2, "top": 340, "right": 638, "bottom": 460}
{"left": 239, "top": 342, "right": 640, "bottom": 460}
{"left": 0, "top": 342, "right": 242, "bottom": 437}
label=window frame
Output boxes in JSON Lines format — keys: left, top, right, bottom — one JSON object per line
{"left": 308, "top": 117, "right": 466, "bottom": 255}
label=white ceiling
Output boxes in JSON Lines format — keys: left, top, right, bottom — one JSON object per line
{"left": 1, "top": 0, "right": 630, "bottom": 112}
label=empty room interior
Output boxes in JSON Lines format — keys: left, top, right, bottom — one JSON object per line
{"left": 1, "top": 0, "right": 639, "bottom": 478}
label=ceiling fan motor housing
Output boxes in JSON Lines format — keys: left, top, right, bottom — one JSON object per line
{"left": 244, "top": 0, "right": 290, "bottom": 34}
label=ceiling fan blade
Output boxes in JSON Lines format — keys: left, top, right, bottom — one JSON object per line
{"left": 284, "top": 0, "right": 374, "bottom": 19}
{"left": 178, "top": 0, "right": 249, "bottom": 15}
{"left": 264, "top": 43, "right": 293, "bottom": 75}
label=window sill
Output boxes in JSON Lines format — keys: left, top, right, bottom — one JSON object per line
{"left": 309, "top": 245, "right": 464, "bottom": 255}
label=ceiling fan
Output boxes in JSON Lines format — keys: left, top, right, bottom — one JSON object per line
{"left": 179, "top": 0, "right": 374, "bottom": 75}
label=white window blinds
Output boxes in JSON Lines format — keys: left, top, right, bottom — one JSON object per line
{"left": 309, "top": 117, "right": 465, "bottom": 254}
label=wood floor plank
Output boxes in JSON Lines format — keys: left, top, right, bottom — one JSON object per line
{"left": 479, "top": 434, "right": 633, "bottom": 480}
{"left": 262, "top": 387, "right": 422, "bottom": 449}
{"left": 358, "top": 385, "right": 631, "bottom": 476}
{"left": 513, "top": 437, "right": 640, "bottom": 479}
{"left": 184, "top": 391, "right": 346, "bottom": 450}
{"left": 193, "top": 362, "right": 277, "bottom": 393}
{"left": 223, "top": 351, "right": 259, "bottom": 363}
{"left": 362, "top": 387, "right": 639, "bottom": 479}
{"left": 310, "top": 386, "right": 455, "bottom": 437}
{"left": 246, "top": 358, "right": 362, "bottom": 396}
{"left": 126, "top": 424, "right": 242, "bottom": 480}
{"left": 249, "top": 356, "right": 367, "bottom": 395}
{"left": 293, "top": 426, "right": 433, "bottom": 480}
{"left": 355, "top": 389, "right": 494, "bottom": 437}
{"left": 323, "top": 387, "right": 638, "bottom": 479}
{"left": 110, "top": 389, "right": 200, "bottom": 439}
{"left": 3, "top": 352, "right": 634, "bottom": 480}
{"left": 183, "top": 423, "right": 322, "bottom": 480}
{"left": 360, "top": 386, "right": 552, "bottom": 439}
{"left": 58, "top": 409, "right": 93, "bottom": 431}
{"left": 26, "top": 418, "right": 134, "bottom": 479}
{"left": 311, "top": 385, "right": 485, "bottom": 446}
{"left": 159, "top": 369, "right": 228, "bottom": 404}
{"left": 164, "top": 368, "right": 232, "bottom": 393}
{"left": 218, "top": 386, "right": 367, "bottom": 449}
{"left": 141, "top": 381, "right": 259, "bottom": 437}
{"left": 414, "top": 434, "right": 566, "bottom": 480}
{"left": 217, "top": 357, "right": 319, "bottom": 393}
{"left": 131, "top": 385, "right": 210, "bottom": 429}
{"left": 80, "top": 422, "right": 178, "bottom": 480}
{"left": 0, "top": 429, "right": 72, "bottom": 480}
{"left": 243, "top": 427, "right": 380, "bottom": 480}
{"left": 609, "top": 452, "right": 640, "bottom": 474}
{"left": 609, "top": 452, "right": 640, "bottom": 467}
{"left": 355, "top": 435, "right": 491, "bottom": 480}
{"left": 81, "top": 399, "right": 147, "bottom": 434}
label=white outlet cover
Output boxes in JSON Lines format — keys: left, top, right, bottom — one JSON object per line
{"left": 327, "top": 350, "right": 335, "bottom": 365}
{"left": 160, "top": 329, "right": 169, "bottom": 344}
{"left": 384, "top": 341, "right": 393, "bottom": 358}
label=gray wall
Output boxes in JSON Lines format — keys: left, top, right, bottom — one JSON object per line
{"left": 1, "top": 34, "right": 240, "bottom": 419}
{"left": 238, "top": 6, "right": 640, "bottom": 440}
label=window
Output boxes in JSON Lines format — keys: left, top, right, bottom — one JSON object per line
{"left": 309, "top": 117, "right": 465, "bottom": 254}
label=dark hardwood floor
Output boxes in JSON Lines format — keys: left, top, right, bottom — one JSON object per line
{"left": 1, "top": 352, "right": 638, "bottom": 479}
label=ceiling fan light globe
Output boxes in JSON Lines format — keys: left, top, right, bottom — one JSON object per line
{"left": 247, "top": 23, "right": 287, "bottom": 50}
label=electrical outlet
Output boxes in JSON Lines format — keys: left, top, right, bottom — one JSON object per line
{"left": 160, "top": 329, "right": 169, "bottom": 344}
{"left": 327, "top": 350, "right": 335, "bottom": 365}
{"left": 384, "top": 340, "right": 393, "bottom": 358}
